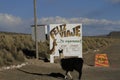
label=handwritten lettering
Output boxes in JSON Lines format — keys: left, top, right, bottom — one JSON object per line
{"left": 50, "top": 24, "right": 81, "bottom": 40}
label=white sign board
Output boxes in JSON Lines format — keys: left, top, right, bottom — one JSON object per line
{"left": 49, "top": 24, "right": 82, "bottom": 63}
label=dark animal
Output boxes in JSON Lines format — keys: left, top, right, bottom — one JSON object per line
{"left": 60, "top": 57, "right": 83, "bottom": 80}
{"left": 22, "top": 49, "right": 36, "bottom": 59}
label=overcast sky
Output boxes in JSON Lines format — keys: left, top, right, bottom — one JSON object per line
{"left": 0, "top": 0, "right": 120, "bottom": 36}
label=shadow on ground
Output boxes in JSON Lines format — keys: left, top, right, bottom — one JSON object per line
{"left": 17, "top": 69, "right": 65, "bottom": 79}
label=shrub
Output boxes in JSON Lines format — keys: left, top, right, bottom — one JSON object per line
{"left": 83, "top": 37, "right": 113, "bottom": 52}
{"left": 16, "top": 50, "right": 25, "bottom": 62}
{"left": 12, "top": 50, "right": 25, "bottom": 62}
{"left": 1, "top": 49, "right": 15, "bottom": 66}
{"left": 0, "top": 57, "right": 4, "bottom": 66}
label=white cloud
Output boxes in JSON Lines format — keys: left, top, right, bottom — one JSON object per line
{"left": 0, "top": 13, "right": 22, "bottom": 27}
{"left": 0, "top": 14, "right": 120, "bottom": 35}
{"left": 39, "top": 16, "right": 120, "bottom": 26}
{"left": 39, "top": 16, "right": 120, "bottom": 35}
{"left": 39, "top": 16, "right": 69, "bottom": 24}
{"left": 0, "top": 13, "right": 31, "bottom": 33}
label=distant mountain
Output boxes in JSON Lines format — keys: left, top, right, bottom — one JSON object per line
{"left": 107, "top": 31, "right": 120, "bottom": 38}
{"left": 0, "top": 31, "right": 30, "bottom": 35}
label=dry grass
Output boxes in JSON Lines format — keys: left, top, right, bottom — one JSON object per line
{"left": 0, "top": 32, "right": 115, "bottom": 66}
{"left": 83, "top": 37, "right": 113, "bottom": 52}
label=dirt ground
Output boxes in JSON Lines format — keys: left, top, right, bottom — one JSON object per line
{"left": 0, "top": 39, "right": 120, "bottom": 80}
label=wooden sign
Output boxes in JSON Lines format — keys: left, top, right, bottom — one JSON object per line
{"left": 95, "top": 54, "right": 109, "bottom": 67}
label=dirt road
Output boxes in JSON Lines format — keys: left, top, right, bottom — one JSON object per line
{"left": 0, "top": 39, "right": 120, "bottom": 80}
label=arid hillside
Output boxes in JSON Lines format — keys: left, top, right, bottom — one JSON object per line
{"left": 0, "top": 31, "right": 117, "bottom": 66}
{"left": 0, "top": 31, "right": 120, "bottom": 80}
{"left": 0, "top": 38, "right": 120, "bottom": 80}
{"left": 0, "top": 32, "right": 49, "bottom": 66}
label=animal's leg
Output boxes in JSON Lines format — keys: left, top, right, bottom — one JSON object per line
{"left": 64, "top": 71, "right": 68, "bottom": 79}
{"left": 64, "top": 71, "right": 73, "bottom": 80}
{"left": 67, "top": 71, "right": 73, "bottom": 80}
{"left": 78, "top": 71, "right": 82, "bottom": 80}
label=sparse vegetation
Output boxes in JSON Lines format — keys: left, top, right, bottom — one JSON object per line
{"left": 0, "top": 32, "right": 115, "bottom": 66}
{"left": 0, "top": 32, "right": 49, "bottom": 67}
{"left": 82, "top": 37, "right": 113, "bottom": 52}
